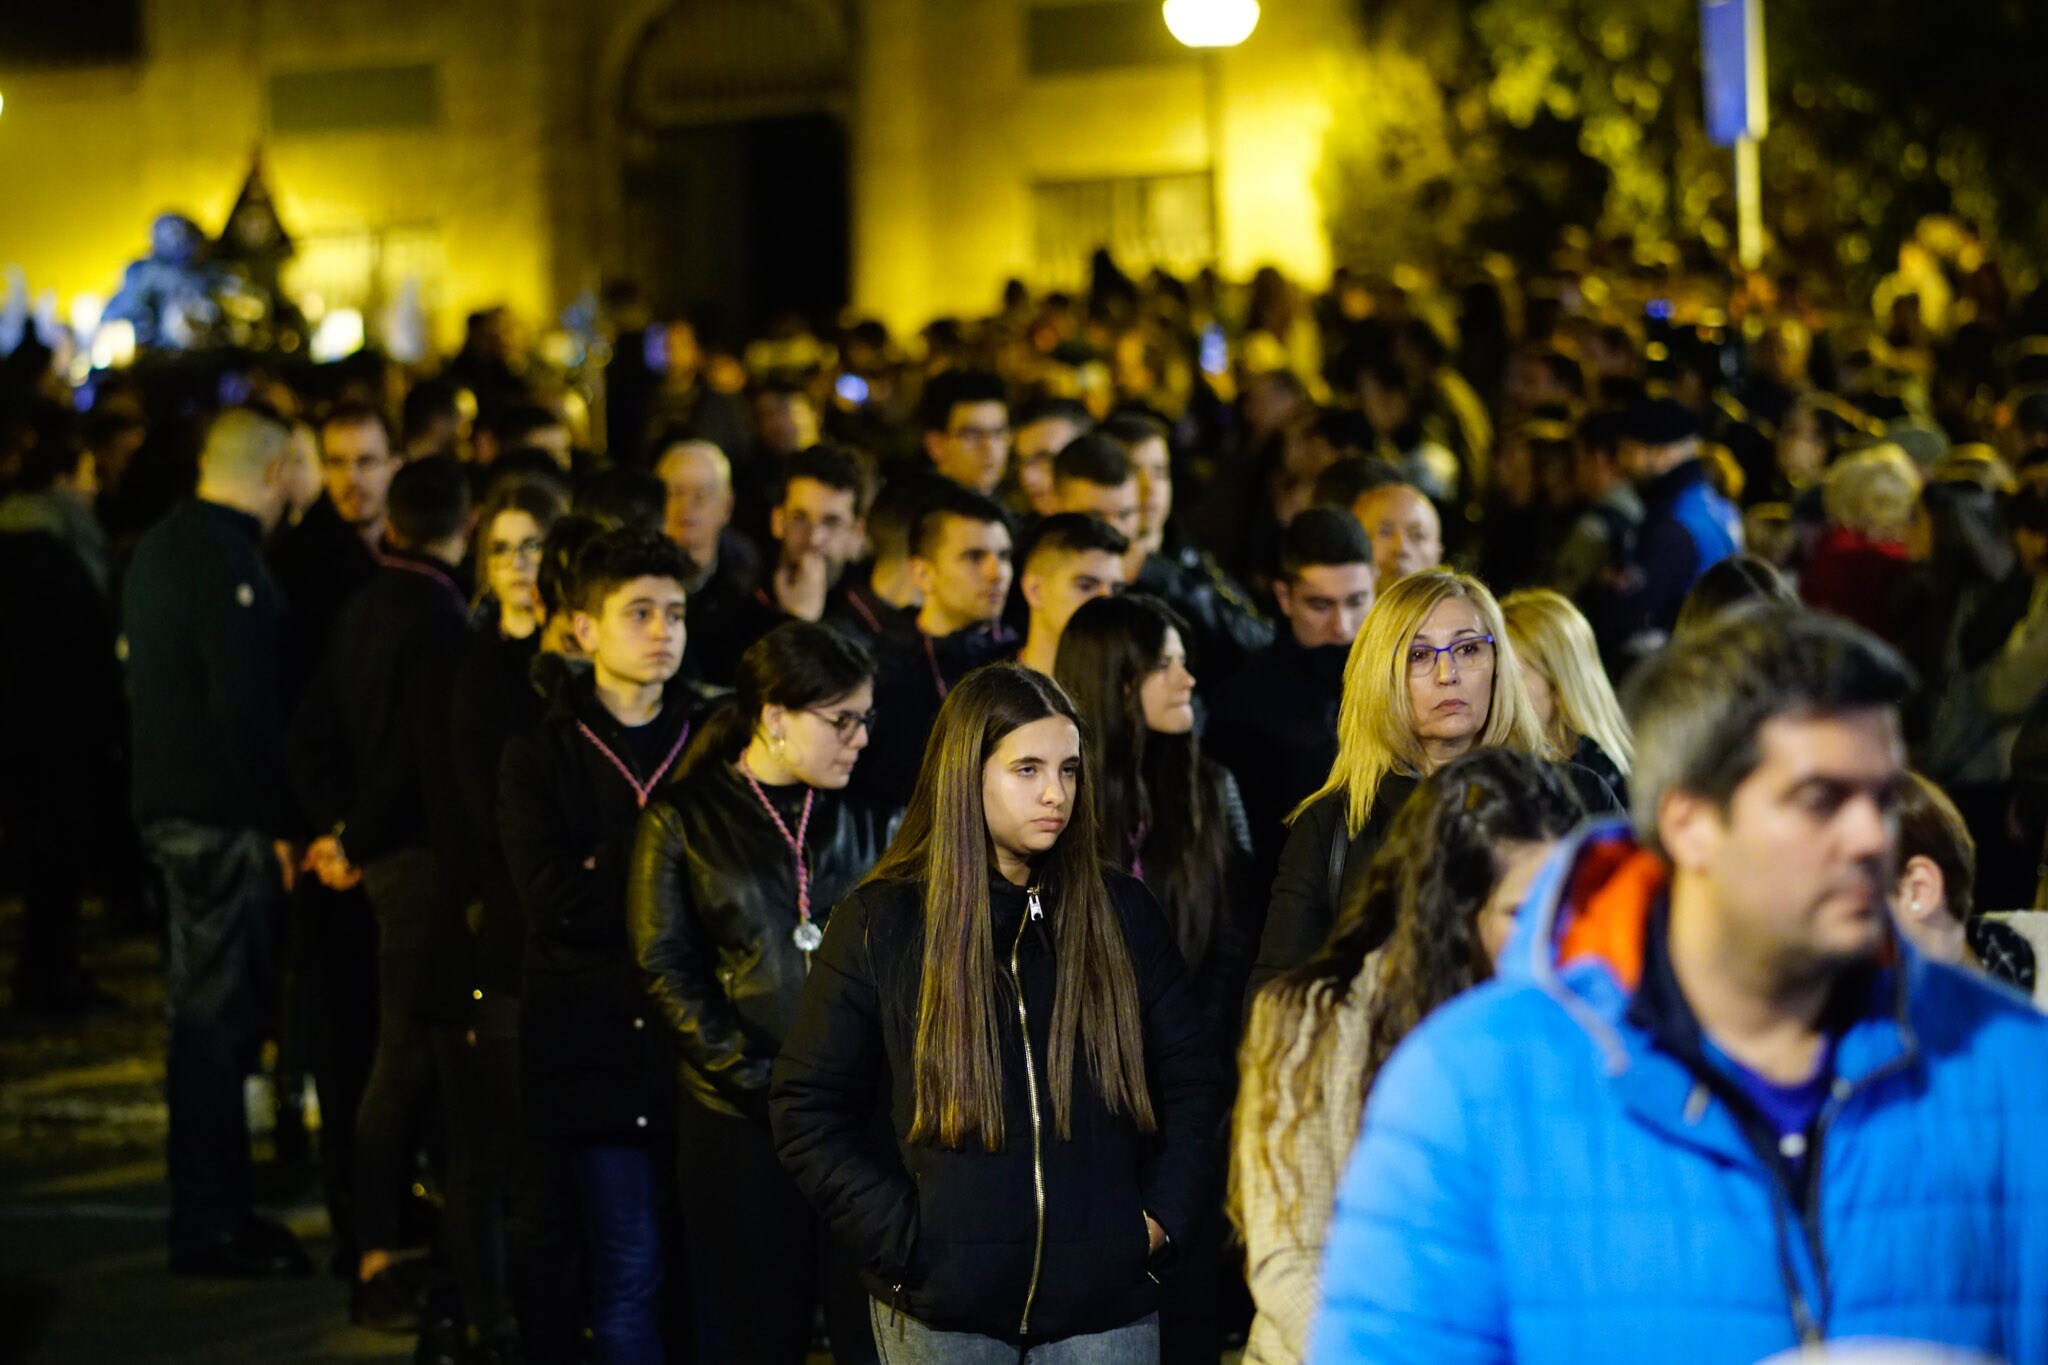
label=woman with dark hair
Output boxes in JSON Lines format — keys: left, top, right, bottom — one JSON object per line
{"left": 1055, "top": 594, "right": 1257, "bottom": 1365}
{"left": 1671, "top": 552, "right": 1796, "bottom": 639}
{"left": 771, "top": 664, "right": 1223, "bottom": 1362}
{"left": 628, "top": 621, "right": 893, "bottom": 1364}
{"left": 426, "top": 473, "right": 568, "bottom": 1359}
{"left": 1055, "top": 594, "right": 1257, "bottom": 1037}
{"left": 473, "top": 475, "right": 572, "bottom": 639}
{"left": 1891, "top": 770, "right": 2035, "bottom": 995}
{"left": 1231, "top": 749, "right": 1586, "bottom": 1363}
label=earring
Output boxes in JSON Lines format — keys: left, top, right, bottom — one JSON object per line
{"left": 771, "top": 731, "right": 785, "bottom": 749}
{"left": 1908, "top": 898, "right": 1922, "bottom": 914}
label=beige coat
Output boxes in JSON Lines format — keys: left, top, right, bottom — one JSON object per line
{"left": 1233, "top": 970, "right": 1375, "bottom": 1365}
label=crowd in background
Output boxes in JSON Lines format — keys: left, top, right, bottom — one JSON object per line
{"left": 3, "top": 217, "right": 2048, "bottom": 1364}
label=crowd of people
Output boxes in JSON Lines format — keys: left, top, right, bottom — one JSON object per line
{"left": 3, "top": 224, "right": 2048, "bottom": 1365}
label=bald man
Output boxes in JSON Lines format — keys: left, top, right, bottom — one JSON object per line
{"left": 1352, "top": 481, "right": 1442, "bottom": 586}
{"left": 123, "top": 406, "right": 314, "bottom": 1277}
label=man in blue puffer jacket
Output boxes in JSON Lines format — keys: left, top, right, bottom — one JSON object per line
{"left": 1314, "top": 603, "right": 2048, "bottom": 1365}
{"left": 1584, "top": 397, "right": 1742, "bottom": 670}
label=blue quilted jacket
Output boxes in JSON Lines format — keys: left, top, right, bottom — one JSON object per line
{"left": 1312, "top": 820, "right": 2048, "bottom": 1365}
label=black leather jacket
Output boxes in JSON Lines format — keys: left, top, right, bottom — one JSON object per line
{"left": 629, "top": 761, "right": 894, "bottom": 1122}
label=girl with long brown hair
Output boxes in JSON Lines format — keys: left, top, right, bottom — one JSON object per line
{"left": 1056, "top": 593, "right": 1259, "bottom": 1365}
{"left": 1230, "top": 749, "right": 1586, "bottom": 1363}
{"left": 771, "top": 663, "right": 1223, "bottom": 1362}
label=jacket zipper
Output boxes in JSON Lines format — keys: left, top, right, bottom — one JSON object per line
{"left": 1775, "top": 1052, "right": 1914, "bottom": 1346}
{"left": 1009, "top": 884, "right": 1048, "bottom": 1336}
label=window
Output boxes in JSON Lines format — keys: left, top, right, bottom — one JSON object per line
{"left": 1027, "top": 1, "right": 1197, "bottom": 77}
{"left": 1032, "top": 172, "right": 1215, "bottom": 289}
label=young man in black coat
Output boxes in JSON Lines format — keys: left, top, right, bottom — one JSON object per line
{"left": 498, "top": 528, "right": 714, "bottom": 1360}
{"left": 266, "top": 401, "right": 395, "bottom": 1273}
{"left": 122, "top": 405, "right": 315, "bottom": 1277}
{"left": 1056, "top": 427, "right": 1275, "bottom": 691}
{"left": 287, "top": 457, "right": 477, "bottom": 1324}
{"left": 857, "top": 484, "right": 1017, "bottom": 808}
{"left": 1207, "top": 509, "right": 1376, "bottom": 887}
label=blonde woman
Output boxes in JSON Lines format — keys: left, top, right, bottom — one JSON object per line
{"left": 1249, "top": 569, "right": 1614, "bottom": 989}
{"left": 1801, "top": 442, "right": 1922, "bottom": 645}
{"left": 1501, "top": 587, "right": 1635, "bottom": 806}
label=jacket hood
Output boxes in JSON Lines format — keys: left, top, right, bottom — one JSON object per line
{"left": 1504, "top": 817, "right": 1919, "bottom": 1087}
{"left": 1498, "top": 818, "right": 1661, "bottom": 1073}
{"left": 529, "top": 649, "right": 591, "bottom": 707}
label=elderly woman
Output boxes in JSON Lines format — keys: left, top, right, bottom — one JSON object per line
{"left": 1800, "top": 442, "right": 1922, "bottom": 645}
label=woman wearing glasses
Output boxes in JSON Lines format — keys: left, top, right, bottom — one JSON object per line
{"left": 1249, "top": 569, "right": 1615, "bottom": 993}
{"left": 433, "top": 476, "right": 569, "bottom": 1356}
{"left": 628, "top": 621, "right": 894, "bottom": 1363}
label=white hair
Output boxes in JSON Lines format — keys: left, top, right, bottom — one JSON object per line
{"left": 656, "top": 438, "right": 732, "bottom": 490}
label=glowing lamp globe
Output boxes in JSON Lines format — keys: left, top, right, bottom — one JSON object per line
{"left": 1162, "top": 0, "right": 1259, "bottom": 48}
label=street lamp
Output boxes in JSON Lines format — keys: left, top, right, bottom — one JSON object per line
{"left": 1162, "top": 0, "right": 1258, "bottom": 268}
{"left": 1162, "top": 0, "right": 1259, "bottom": 47}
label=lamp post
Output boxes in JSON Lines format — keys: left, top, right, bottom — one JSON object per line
{"left": 1162, "top": 0, "right": 1259, "bottom": 268}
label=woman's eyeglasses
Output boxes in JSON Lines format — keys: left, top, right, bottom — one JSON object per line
{"left": 487, "top": 538, "right": 545, "bottom": 561}
{"left": 1405, "top": 635, "right": 1496, "bottom": 677}
{"left": 807, "top": 707, "right": 877, "bottom": 739}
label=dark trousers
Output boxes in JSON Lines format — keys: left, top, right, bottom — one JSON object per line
{"left": 445, "top": 992, "right": 521, "bottom": 1343}
{"left": 676, "top": 1100, "right": 876, "bottom": 1364}
{"left": 354, "top": 850, "right": 454, "bottom": 1256}
{"left": 145, "top": 819, "right": 283, "bottom": 1253}
{"left": 353, "top": 988, "right": 440, "bottom": 1255}
{"left": 297, "top": 880, "right": 379, "bottom": 1264}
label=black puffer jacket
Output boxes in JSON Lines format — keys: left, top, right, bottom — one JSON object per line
{"left": 499, "top": 667, "right": 717, "bottom": 1139}
{"left": 628, "top": 762, "right": 894, "bottom": 1123}
{"left": 770, "top": 871, "right": 1224, "bottom": 1342}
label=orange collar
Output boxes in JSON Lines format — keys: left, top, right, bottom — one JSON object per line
{"left": 1556, "top": 844, "right": 1668, "bottom": 992}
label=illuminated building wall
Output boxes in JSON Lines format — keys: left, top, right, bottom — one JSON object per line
{"left": 850, "top": 0, "right": 1358, "bottom": 330}
{"left": 0, "top": 0, "right": 588, "bottom": 352}
{"left": 0, "top": 0, "right": 1356, "bottom": 348}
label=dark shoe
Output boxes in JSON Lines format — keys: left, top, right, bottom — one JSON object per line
{"left": 352, "top": 1264, "right": 425, "bottom": 1334}
{"left": 170, "top": 1219, "right": 313, "bottom": 1278}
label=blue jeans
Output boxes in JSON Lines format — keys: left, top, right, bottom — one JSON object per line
{"left": 569, "top": 1143, "right": 665, "bottom": 1365}
{"left": 868, "top": 1301, "right": 1159, "bottom": 1364}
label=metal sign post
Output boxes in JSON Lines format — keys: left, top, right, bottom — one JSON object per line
{"left": 1701, "top": 0, "right": 1768, "bottom": 269}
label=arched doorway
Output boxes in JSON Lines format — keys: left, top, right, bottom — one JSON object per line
{"left": 614, "top": 0, "right": 853, "bottom": 347}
